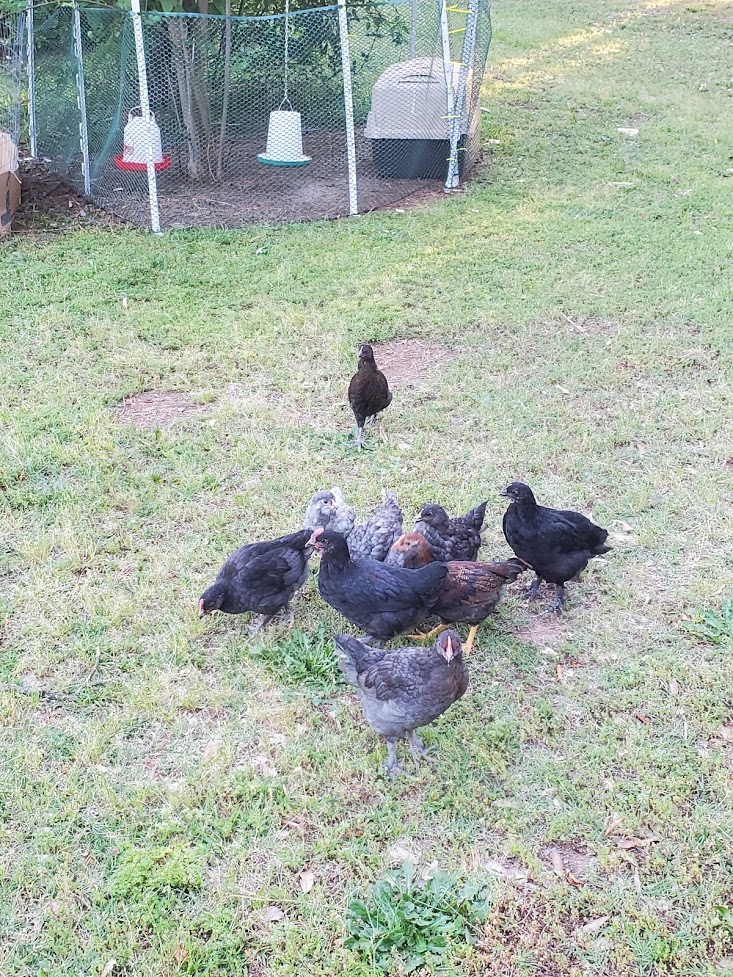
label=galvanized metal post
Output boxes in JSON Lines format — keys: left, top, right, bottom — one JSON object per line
{"left": 26, "top": 0, "right": 37, "bottom": 158}
{"left": 439, "top": 0, "right": 455, "bottom": 154}
{"left": 409, "top": 0, "right": 418, "bottom": 58}
{"left": 73, "top": 0, "right": 92, "bottom": 197}
{"left": 445, "top": 0, "right": 479, "bottom": 191}
{"left": 130, "top": 0, "right": 162, "bottom": 234}
{"left": 71, "top": 1, "right": 90, "bottom": 196}
{"left": 338, "top": 0, "right": 358, "bottom": 216}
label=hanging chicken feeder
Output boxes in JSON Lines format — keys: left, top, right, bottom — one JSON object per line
{"left": 258, "top": 101, "right": 311, "bottom": 167}
{"left": 258, "top": 0, "right": 311, "bottom": 167}
{"left": 113, "top": 107, "right": 171, "bottom": 174}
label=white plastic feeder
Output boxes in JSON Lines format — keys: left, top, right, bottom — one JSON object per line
{"left": 114, "top": 106, "right": 171, "bottom": 174}
{"left": 257, "top": 0, "right": 311, "bottom": 168}
{"left": 258, "top": 105, "right": 311, "bottom": 167}
{"left": 123, "top": 107, "right": 163, "bottom": 164}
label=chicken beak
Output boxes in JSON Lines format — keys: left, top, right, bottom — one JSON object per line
{"left": 445, "top": 636, "right": 454, "bottom": 660}
{"left": 198, "top": 598, "right": 206, "bottom": 618}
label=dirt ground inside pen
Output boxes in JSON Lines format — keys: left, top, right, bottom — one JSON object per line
{"left": 13, "top": 129, "right": 454, "bottom": 234}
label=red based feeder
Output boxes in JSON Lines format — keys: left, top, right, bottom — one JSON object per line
{"left": 113, "top": 108, "right": 171, "bottom": 190}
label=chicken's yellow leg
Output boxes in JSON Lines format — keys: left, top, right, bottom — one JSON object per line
{"left": 463, "top": 625, "right": 479, "bottom": 656}
{"left": 408, "top": 624, "right": 449, "bottom": 642}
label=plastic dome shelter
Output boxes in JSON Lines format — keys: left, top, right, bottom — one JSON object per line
{"left": 27, "top": 0, "right": 492, "bottom": 231}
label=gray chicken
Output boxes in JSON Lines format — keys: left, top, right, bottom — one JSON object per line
{"left": 333, "top": 630, "right": 468, "bottom": 778}
{"left": 413, "top": 501, "right": 487, "bottom": 562}
{"left": 303, "top": 486, "right": 356, "bottom": 537}
{"left": 347, "top": 490, "right": 404, "bottom": 562}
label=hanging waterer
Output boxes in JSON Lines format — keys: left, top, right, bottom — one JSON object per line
{"left": 258, "top": 0, "right": 311, "bottom": 167}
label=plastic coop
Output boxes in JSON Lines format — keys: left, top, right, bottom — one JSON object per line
{"left": 30, "top": 0, "right": 492, "bottom": 231}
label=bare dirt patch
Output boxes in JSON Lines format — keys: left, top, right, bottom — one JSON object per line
{"left": 372, "top": 339, "right": 457, "bottom": 388}
{"left": 515, "top": 614, "right": 565, "bottom": 649}
{"left": 115, "top": 391, "right": 205, "bottom": 430}
{"left": 13, "top": 158, "right": 124, "bottom": 236}
{"left": 541, "top": 842, "right": 598, "bottom": 880}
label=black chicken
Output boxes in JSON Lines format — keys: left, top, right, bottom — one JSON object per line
{"left": 386, "top": 532, "right": 527, "bottom": 652}
{"left": 309, "top": 529, "right": 447, "bottom": 644}
{"left": 347, "top": 490, "right": 404, "bottom": 562}
{"left": 501, "top": 482, "right": 611, "bottom": 612}
{"left": 333, "top": 630, "right": 468, "bottom": 777}
{"left": 347, "top": 343, "right": 392, "bottom": 449}
{"left": 413, "top": 501, "right": 487, "bottom": 562}
{"left": 199, "top": 529, "right": 313, "bottom": 632}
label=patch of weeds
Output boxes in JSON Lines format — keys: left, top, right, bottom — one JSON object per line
{"left": 683, "top": 600, "right": 733, "bottom": 645}
{"left": 716, "top": 906, "right": 733, "bottom": 937}
{"left": 109, "top": 843, "right": 205, "bottom": 897}
{"left": 251, "top": 622, "right": 342, "bottom": 697}
{"left": 345, "top": 861, "right": 491, "bottom": 973}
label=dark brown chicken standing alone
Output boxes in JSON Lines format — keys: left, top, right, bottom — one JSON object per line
{"left": 347, "top": 343, "right": 392, "bottom": 450}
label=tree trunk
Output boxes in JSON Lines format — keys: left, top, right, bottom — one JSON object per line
{"left": 167, "top": 18, "right": 202, "bottom": 178}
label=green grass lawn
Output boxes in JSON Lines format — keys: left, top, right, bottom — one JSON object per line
{"left": 2, "top": 0, "right": 733, "bottom": 973}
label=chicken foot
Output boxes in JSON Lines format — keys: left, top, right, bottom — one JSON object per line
{"left": 385, "top": 739, "right": 405, "bottom": 779}
{"left": 408, "top": 730, "right": 431, "bottom": 762}
{"left": 548, "top": 585, "right": 566, "bottom": 614}
{"left": 248, "top": 613, "right": 275, "bottom": 635}
{"left": 248, "top": 605, "right": 295, "bottom": 635}
{"left": 523, "top": 575, "right": 541, "bottom": 600}
{"left": 408, "top": 623, "right": 448, "bottom": 642}
{"left": 463, "top": 625, "right": 479, "bottom": 655}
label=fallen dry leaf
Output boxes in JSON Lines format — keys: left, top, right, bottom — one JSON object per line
{"left": 173, "top": 944, "right": 189, "bottom": 964}
{"left": 577, "top": 915, "right": 610, "bottom": 937}
{"left": 299, "top": 870, "right": 315, "bottom": 893}
{"left": 567, "top": 870, "right": 584, "bottom": 887}
{"left": 716, "top": 725, "right": 733, "bottom": 744}
{"left": 388, "top": 843, "right": 417, "bottom": 865}
{"left": 615, "top": 835, "right": 660, "bottom": 850}
{"left": 420, "top": 861, "right": 439, "bottom": 882}
{"left": 249, "top": 755, "right": 277, "bottom": 777}
{"left": 556, "top": 664, "right": 564, "bottom": 683}
{"left": 201, "top": 739, "right": 220, "bottom": 764}
{"left": 49, "top": 900, "right": 62, "bottom": 916}
{"left": 633, "top": 711, "right": 650, "bottom": 724}
{"left": 604, "top": 814, "right": 624, "bottom": 837}
{"left": 549, "top": 850, "right": 566, "bottom": 878}
{"left": 100, "top": 961, "right": 116, "bottom": 977}
{"left": 668, "top": 678, "right": 680, "bottom": 696}
{"left": 261, "top": 906, "right": 285, "bottom": 923}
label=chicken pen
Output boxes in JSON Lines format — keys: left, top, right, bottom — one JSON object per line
{"left": 28, "top": 0, "right": 491, "bottom": 231}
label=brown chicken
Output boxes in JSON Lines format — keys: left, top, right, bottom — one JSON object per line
{"left": 347, "top": 343, "right": 392, "bottom": 449}
{"left": 386, "top": 532, "right": 527, "bottom": 652}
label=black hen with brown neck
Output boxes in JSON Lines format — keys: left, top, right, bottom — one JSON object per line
{"left": 199, "top": 529, "right": 313, "bottom": 633}
{"left": 347, "top": 343, "right": 392, "bottom": 449}
{"left": 501, "top": 482, "right": 611, "bottom": 613}
{"left": 309, "top": 529, "right": 446, "bottom": 644}
{"left": 413, "top": 501, "right": 487, "bottom": 562}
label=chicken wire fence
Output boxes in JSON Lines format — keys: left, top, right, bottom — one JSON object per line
{"left": 28, "top": 0, "right": 491, "bottom": 230}
{"left": 1, "top": 12, "right": 24, "bottom": 178}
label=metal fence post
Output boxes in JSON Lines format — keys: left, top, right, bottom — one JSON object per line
{"left": 26, "top": 0, "right": 37, "bottom": 158}
{"left": 71, "top": 1, "right": 91, "bottom": 196}
{"left": 409, "top": 0, "right": 418, "bottom": 58}
{"left": 130, "top": 0, "right": 162, "bottom": 234}
{"left": 445, "top": 0, "right": 479, "bottom": 191}
{"left": 337, "top": 0, "right": 358, "bottom": 217}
